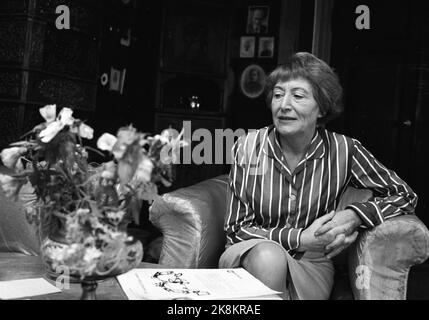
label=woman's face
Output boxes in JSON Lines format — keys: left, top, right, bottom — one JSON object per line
{"left": 271, "top": 77, "right": 320, "bottom": 137}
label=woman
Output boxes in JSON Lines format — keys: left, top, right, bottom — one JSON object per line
{"left": 219, "top": 52, "right": 417, "bottom": 299}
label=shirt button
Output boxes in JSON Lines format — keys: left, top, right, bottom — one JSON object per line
{"left": 290, "top": 194, "right": 296, "bottom": 201}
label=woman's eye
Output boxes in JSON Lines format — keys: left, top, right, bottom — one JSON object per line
{"left": 294, "top": 94, "right": 304, "bottom": 99}
{"left": 273, "top": 93, "right": 283, "bottom": 99}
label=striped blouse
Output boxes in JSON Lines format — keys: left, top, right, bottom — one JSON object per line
{"left": 225, "top": 125, "right": 418, "bottom": 256}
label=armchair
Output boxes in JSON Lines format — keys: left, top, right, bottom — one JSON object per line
{"left": 149, "top": 174, "right": 429, "bottom": 300}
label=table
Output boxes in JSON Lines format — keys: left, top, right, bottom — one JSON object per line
{"left": 0, "top": 252, "right": 162, "bottom": 300}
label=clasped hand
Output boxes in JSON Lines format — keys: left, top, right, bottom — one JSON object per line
{"left": 298, "top": 209, "right": 362, "bottom": 259}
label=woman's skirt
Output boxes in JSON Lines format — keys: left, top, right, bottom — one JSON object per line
{"left": 219, "top": 239, "right": 334, "bottom": 300}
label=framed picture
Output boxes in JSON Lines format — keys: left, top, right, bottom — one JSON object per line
{"left": 162, "top": 1, "right": 229, "bottom": 74}
{"left": 246, "top": 6, "right": 270, "bottom": 34}
{"left": 109, "top": 67, "right": 121, "bottom": 92}
{"left": 240, "top": 36, "right": 255, "bottom": 58}
{"left": 240, "top": 64, "right": 266, "bottom": 98}
{"left": 258, "top": 37, "right": 274, "bottom": 58}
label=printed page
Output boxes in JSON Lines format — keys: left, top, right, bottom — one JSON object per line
{"left": 117, "top": 268, "right": 281, "bottom": 300}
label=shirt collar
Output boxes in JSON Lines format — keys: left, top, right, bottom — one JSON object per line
{"left": 265, "top": 125, "right": 326, "bottom": 161}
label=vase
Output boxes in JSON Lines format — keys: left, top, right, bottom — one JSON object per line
{"left": 40, "top": 215, "right": 144, "bottom": 299}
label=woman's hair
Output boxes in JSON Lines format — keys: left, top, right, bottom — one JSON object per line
{"left": 265, "top": 52, "right": 343, "bottom": 124}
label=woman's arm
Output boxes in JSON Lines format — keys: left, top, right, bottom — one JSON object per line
{"left": 345, "top": 139, "right": 418, "bottom": 228}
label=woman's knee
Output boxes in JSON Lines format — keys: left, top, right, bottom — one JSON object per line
{"left": 241, "top": 242, "right": 288, "bottom": 273}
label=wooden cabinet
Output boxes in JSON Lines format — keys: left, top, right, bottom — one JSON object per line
{"left": 154, "top": 0, "right": 232, "bottom": 189}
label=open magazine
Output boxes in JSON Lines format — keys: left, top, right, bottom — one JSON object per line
{"left": 116, "top": 268, "right": 282, "bottom": 300}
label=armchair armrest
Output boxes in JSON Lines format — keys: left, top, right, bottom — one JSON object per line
{"left": 149, "top": 175, "right": 228, "bottom": 268}
{"left": 348, "top": 214, "right": 429, "bottom": 300}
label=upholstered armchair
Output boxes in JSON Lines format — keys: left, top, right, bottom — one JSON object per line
{"left": 149, "top": 174, "right": 429, "bottom": 300}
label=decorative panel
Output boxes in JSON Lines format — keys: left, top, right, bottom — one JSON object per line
{"left": 28, "top": 21, "right": 45, "bottom": 69}
{"left": 0, "top": 0, "right": 29, "bottom": 14}
{"left": 37, "top": 25, "right": 98, "bottom": 79}
{"left": 0, "top": 17, "right": 27, "bottom": 66}
{"left": 22, "top": 105, "right": 44, "bottom": 134}
{"left": 27, "top": 73, "right": 96, "bottom": 110}
{"left": 35, "top": 0, "right": 100, "bottom": 35}
{"left": 0, "top": 105, "right": 21, "bottom": 149}
{"left": 0, "top": 71, "right": 22, "bottom": 99}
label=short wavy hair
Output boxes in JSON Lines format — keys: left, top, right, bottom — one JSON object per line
{"left": 265, "top": 52, "right": 343, "bottom": 124}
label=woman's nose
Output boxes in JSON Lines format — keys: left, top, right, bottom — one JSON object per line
{"left": 280, "top": 93, "right": 292, "bottom": 110}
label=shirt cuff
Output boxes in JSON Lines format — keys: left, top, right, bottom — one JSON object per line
{"left": 345, "top": 203, "right": 378, "bottom": 228}
{"left": 280, "top": 227, "right": 303, "bottom": 251}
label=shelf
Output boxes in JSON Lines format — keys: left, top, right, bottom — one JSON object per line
{"left": 155, "top": 109, "right": 227, "bottom": 118}
{"left": 158, "top": 68, "right": 226, "bottom": 79}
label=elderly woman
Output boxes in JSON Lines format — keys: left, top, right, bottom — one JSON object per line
{"left": 219, "top": 52, "right": 417, "bottom": 300}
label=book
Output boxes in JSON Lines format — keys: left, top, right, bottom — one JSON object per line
{"left": 116, "top": 268, "right": 281, "bottom": 300}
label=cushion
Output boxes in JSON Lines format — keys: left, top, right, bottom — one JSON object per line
{"left": 0, "top": 168, "right": 40, "bottom": 255}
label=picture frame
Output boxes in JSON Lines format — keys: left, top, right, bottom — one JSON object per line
{"left": 258, "top": 37, "right": 274, "bottom": 58}
{"left": 240, "top": 36, "right": 255, "bottom": 58}
{"left": 109, "top": 67, "right": 121, "bottom": 92}
{"left": 161, "top": 2, "right": 229, "bottom": 74}
{"left": 246, "top": 6, "right": 270, "bottom": 34}
{"left": 240, "top": 64, "right": 266, "bottom": 98}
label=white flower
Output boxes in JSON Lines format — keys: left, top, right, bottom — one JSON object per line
{"left": 153, "top": 134, "right": 170, "bottom": 144}
{"left": 111, "top": 127, "right": 138, "bottom": 159}
{"left": 78, "top": 123, "right": 94, "bottom": 140}
{"left": 134, "top": 157, "right": 154, "bottom": 183}
{"left": 39, "top": 121, "right": 63, "bottom": 143}
{"left": 38, "top": 107, "right": 76, "bottom": 143}
{"left": 58, "top": 107, "right": 74, "bottom": 126}
{"left": 0, "top": 147, "right": 26, "bottom": 170}
{"left": 101, "top": 161, "right": 116, "bottom": 180}
{"left": 97, "top": 133, "right": 118, "bottom": 152}
{"left": 83, "top": 247, "right": 102, "bottom": 263}
{"left": 39, "top": 104, "right": 56, "bottom": 123}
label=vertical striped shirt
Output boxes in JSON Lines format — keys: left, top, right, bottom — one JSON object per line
{"left": 225, "top": 125, "right": 418, "bottom": 256}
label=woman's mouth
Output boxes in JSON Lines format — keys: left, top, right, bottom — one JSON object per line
{"left": 278, "top": 116, "right": 296, "bottom": 121}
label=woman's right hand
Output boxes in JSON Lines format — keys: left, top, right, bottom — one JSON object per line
{"left": 297, "top": 211, "right": 337, "bottom": 252}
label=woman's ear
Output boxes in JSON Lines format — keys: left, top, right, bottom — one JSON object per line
{"left": 317, "top": 106, "right": 325, "bottom": 118}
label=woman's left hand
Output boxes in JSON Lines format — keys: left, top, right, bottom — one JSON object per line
{"left": 324, "top": 231, "right": 359, "bottom": 259}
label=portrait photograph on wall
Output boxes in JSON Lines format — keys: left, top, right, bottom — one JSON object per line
{"left": 240, "top": 64, "right": 266, "bottom": 98}
{"left": 239, "top": 36, "right": 255, "bottom": 58}
{"left": 246, "top": 6, "right": 270, "bottom": 34}
{"left": 258, "top": 37, "right": 274, "bottom": 58}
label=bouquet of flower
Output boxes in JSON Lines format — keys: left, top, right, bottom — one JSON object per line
{"left": 0, "top": 104, "right": 186, "bottom": 278}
